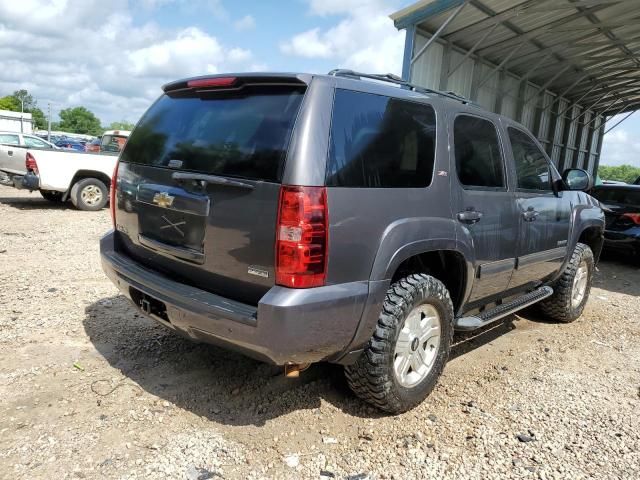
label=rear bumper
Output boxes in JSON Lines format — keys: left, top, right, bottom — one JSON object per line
{"left": 603, "top": 228, "right": 640, "bottom": 254}
{"left": 4, "top": 171, "right": 40, "bottom": 190}
{"left": 100, "top": 231, "right": 370, "bottom": 365}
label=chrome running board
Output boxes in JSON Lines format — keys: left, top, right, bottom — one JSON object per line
{"left": 454, "top": 286, "right": 553, "bottom": 331}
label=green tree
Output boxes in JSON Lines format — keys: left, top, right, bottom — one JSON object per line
{"left": 30, "top": 107, "right": 47, "bottom": 130}
{"left": 598, "top": 164, "right": 640, "bottom": 183}
{"left": 108, "top": 120, "right": 135, "bottom": 131}
{"left": 0, "top": 95, "right": 20, "bottom": 111}
{"left": 57, "top": 106, "right": 103, "bottom": 136}
{"left": 12, "top": 89, "right": 36, "bottom": 111}
{"left": 0, "top": 90, "right": 47, "bottom": 129}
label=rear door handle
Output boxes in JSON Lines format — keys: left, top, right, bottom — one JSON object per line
{"left": 457, "top": 209, "right": 483, "bottom": 224}
{"left": 7, "top": 150, "right": 13, "bottom": 156}
{"left": 523, "top": 208, "right": 539, "bottom": 222}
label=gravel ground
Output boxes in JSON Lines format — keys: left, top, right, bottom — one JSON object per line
{"left": 0, "top": 184, "right": 638, "bottom": 480}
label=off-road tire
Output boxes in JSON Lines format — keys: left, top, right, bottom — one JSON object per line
{"left": 344, "top": 274, "right": 454, "bottom": 414}
{"left": 40, "top": 190, "right": 64, "bottom": 203}
{"left": 539, "top": 242, "right": 594, "bottom": 323}
{"left": 70, "top": 178, "right": 108, "bottom": 211}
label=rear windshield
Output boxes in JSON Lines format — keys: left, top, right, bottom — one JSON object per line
{"left": 121, "top": 86, "right": 305, "bottom": 182}
{"left": 592, "top": 188, "right": 640, "bottom": 205}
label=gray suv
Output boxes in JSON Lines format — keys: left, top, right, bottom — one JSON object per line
{"left": 101, "top": 70, "right": 604, "bottom": 413}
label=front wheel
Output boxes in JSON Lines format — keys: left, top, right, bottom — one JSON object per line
{"left": 345, "top": 274, "right": 454, "bottom": 414}
{"left": 70, "top": 178, "right": 108, "bottom": 211}
{"left": 539, "top": 243, "right": 594, "bottom": 322}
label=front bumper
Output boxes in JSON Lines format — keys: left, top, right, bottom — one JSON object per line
{"left": 100, "top": 231, "right": 370, "bottom": 365}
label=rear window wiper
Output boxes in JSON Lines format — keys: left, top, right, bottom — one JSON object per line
{"left": 172, "top": 171, "right": 255, "bottom": 190}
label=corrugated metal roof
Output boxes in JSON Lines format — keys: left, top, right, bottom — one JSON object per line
{"left": 392, "top": 0, "right": 640, "bottom": 115}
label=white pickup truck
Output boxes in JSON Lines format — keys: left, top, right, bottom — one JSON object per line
{"left": 0, "top": 146, "right": 118, "bottom": 211}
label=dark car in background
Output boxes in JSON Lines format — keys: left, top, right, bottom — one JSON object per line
{"left": 592, "top": 185, "right": 640, "bottom": 260}
{"left": 55, "top": 138, "right": 87, "bottom": 152}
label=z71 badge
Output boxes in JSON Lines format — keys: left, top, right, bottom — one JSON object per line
{"left": 248, "top": 266, "right": 269, "bottom": 278}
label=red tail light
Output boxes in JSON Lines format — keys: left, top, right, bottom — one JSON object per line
{"left": 25, "top": 152, "right": 38, "bottom": 173}
{"left": 110, "top": 161, "right": 119, "bottom": 227}
{"left": 276, "top": 186, "right": 328, "bottom": 288}
{"left": 187, "top": 77, "right": 237, "bottom": 88}
{"left": 622, "top": 213, "right": 640, "bottom": 225}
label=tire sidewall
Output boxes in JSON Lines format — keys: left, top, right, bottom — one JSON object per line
{"left": 567, "top": 246, "right": 594, "bottom": 318}
{"left": 73, "top": 179, "right": 107, "bottom": 211}
{"left": 390, "top": 278, "right": 453, "bottom": 408}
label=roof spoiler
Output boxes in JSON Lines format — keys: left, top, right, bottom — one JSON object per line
{"left": 162, "top": 74, "right": 309, "bottom": 93}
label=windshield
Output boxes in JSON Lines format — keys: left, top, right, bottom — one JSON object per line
{"left": 120, "top": 86, "right": 305, "bottom": 182}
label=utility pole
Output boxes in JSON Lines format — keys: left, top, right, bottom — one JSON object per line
{"left": 47, "top": 103, "right": 52, "bottom": 142}
{"left": 20, "top": 98, "right": 24, "bottom": 133}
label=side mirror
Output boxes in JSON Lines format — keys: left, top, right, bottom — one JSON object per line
{"left": 562, "top": 168, "right": 592, "bottom": 191}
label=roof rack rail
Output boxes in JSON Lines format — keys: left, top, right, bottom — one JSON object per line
{"left": 327, "top": 69, "right": 474, "bottom": 105}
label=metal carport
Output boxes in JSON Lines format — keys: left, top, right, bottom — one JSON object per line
{"left": 391, "top": 0, "right": 640, "bottom": 176}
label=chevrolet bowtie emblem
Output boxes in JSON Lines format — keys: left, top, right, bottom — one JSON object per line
{"left": 152, "top": 192, "right": 174, "bottom": 208}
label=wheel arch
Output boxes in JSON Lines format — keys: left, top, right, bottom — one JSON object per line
{"left": 336, "top": 243, "right": 473, "bottom": 366}
{"left": 570, "top": 203, "right": 605, "bottom": 263}
{"left": 390, "top": 249, "right": 468, "bottom": 315}
{"left": 68, "top": 170, "right": 111, "bottom": 193}
{"left": 577, "top": 225, "right": 604, "bottom": 263}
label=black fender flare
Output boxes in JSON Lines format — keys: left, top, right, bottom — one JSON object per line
{"left": 335, "top": 217, "right": 474, "bottom": 364}
{"left": 554, "top": 202, "right": 604, "bottom": 281}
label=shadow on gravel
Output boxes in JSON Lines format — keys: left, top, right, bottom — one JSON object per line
{"left": 450, "top": 319, "right": 516, "bottom": 360}
{"left": 83, "top": 295, "right": 371, "bottom": 426}
{"left": 0, "top": 195, "right": 73, "bottom": 210}
{"left": 593, "top": 254, "right": 640, "bottom": 297}
{"left": 84, "top": 296, "right": 523, "bottom": 425}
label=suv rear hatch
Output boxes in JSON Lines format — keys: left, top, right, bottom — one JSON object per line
{"left": 113, "top": 75, "right": 308, "bottom": 305}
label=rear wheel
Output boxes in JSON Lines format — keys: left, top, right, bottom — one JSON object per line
{"left": 539, "top": 242, "right": 594, "bottom": 322}
{"left": 40, "top": 190, "right": 64, "bottom": 203}
{"left": 71, "top": 178, "right": 108, "bottom": 211}
{"left": 344, "top": 274, "right": 453, "bottom": 413}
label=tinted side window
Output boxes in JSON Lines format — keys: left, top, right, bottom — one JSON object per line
{"left": 327, "top": 89, "right": 436, "bottom": 188}
{"left": 508, "top": 127, "right": 552, "bottom": 191}
{"left": 453, "top": 116, "right": 504, "bottom": 188}
{"left": 0, "top": 134, "right": 19, "bottom": 146}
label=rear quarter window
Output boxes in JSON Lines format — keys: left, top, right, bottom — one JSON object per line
{"left": 326, "top": 89, "right": 436, "bottom": 188}
{"left": 120, "top": 86, "right": 305, "bottom": 183}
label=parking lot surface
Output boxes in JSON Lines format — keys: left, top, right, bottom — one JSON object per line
{"left": 0, "top": 185, "right": 638, "bottom": 479}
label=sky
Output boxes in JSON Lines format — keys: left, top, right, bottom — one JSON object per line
{"left": 599, "top": 113, "right": 640, "bottom": 167}
{"left": 0, "top": 0, "right": 635, "bottom": 167}
{"left": 0, "top": 0, "right": 409, "bottom": 123}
